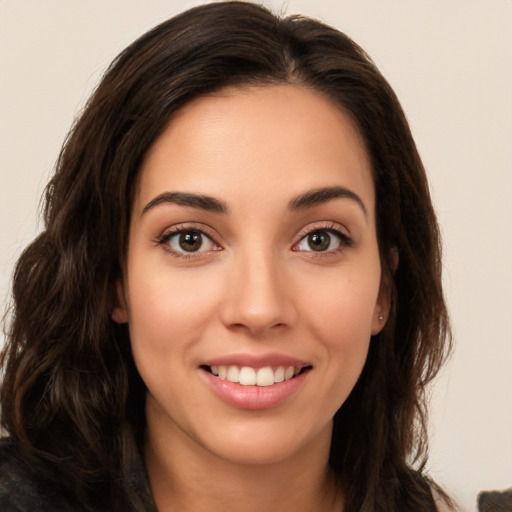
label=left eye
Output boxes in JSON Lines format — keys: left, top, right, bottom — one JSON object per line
{"left": 167, "top": 230, "right": 216, "bottom": 253}
{"left": 296, "top": 230, "right": 345, "bottom": 252}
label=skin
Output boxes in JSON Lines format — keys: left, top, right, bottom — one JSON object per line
{"left": 113, "top": 84, "right": 389, "bottom": 512}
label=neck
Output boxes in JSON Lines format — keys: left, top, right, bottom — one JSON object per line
{"left": 144, "top": 407, "right": 343, "bottom": 512}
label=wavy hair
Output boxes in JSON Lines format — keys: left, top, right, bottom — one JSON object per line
{"left": 1, "top": 2, "right": 451, "bottom": 511}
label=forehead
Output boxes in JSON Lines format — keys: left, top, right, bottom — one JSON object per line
{"left": 135, "top": 84, "right": 374, "bottom": 214}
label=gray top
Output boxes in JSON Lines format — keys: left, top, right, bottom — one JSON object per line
{"left": 0, "top": 441, "right": 76, "bottom": 512}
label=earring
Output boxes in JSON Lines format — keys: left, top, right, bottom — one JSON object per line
{"left": 378, "top": 313, "right": 384, "bottom": 322}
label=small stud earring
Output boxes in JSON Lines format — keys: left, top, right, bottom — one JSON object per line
{"left": 378, "top": 313, "right": 384, "bottom": 322}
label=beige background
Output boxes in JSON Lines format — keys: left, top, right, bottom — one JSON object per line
{"left": 1, "top": 1, "right": 511, "bottom": 510}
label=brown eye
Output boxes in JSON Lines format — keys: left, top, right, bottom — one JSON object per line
{"left": 307, "top": 231, "right": 331, "bottom": 252}
{"left": 166, "top": 230, "right": 216, "bottom": 254}
{"left": 296, "top": 229, "right": 349, "bottom": 253}
{"left": 179, "top": 232, "right": 203, "bottom": 252}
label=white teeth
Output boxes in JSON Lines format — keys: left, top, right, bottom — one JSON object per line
{"left": 274, "top": 366, "right": 285, "bottom": 383}
{"left": 239, "top": 367, "right": 256, "bottom": 385}
{"left": 210, "top": 364, "right": 304, "bottom": 386}
{"left": 226, "top": 366, "right": 240, "bottom": 383}
{"left": 256, "top": 366, "right": 274, "bottom": 387}
{"left": 284, "top": 366, "right": 295, "bottom": 380}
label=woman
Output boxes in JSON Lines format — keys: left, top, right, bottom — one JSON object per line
{"left": 0, "top": 2, "right": 453, "bottom": 511}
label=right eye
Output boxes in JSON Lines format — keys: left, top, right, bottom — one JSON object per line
{"left": 160, "top": 229, "right": 217, "bottom": 255}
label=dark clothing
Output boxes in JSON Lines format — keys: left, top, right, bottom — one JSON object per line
{"left": 0, "top": 439, "right": 156, "bottom": 512}
{"left": 0, "top": 437, "right": 449, "bottom": 512}
{"left": 0, "top": 442, "right": 76, "bottom": 512}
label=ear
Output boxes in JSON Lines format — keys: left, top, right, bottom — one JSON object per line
{"left": 371, "top": 247, "right": 398, "bottom": 335}
{"left": 111, "top": 280, "right": 129, "bottom": 324}
{"left": 371, "top": 287, "right": 390, "bottom": 335}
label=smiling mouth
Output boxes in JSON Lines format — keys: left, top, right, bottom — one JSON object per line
{"left": 201, "top": 365, "right": 312, "bottom": 387}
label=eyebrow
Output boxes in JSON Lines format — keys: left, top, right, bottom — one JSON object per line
{"left": 141, "top": 186, "right": 367, "bottom": 218}
{"left": 142, "top": 191, "right": 229, "bottom": 216}
{"left": 289, "top": 186, "right": 367, "bottom": 217}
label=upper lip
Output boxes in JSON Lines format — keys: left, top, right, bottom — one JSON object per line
{"left": 201, "top": 352, "right": 311, "bottom": 370}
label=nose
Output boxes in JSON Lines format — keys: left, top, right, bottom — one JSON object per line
{"left": 220, "top": 249, "right": 297, "bottom": 336}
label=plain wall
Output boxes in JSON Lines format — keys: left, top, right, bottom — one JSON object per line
{"left": 1, "top": 2, "right": 511, "bottom": 511}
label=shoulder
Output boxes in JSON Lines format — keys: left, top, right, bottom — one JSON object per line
{"left": 0, "top": 438, "right": 76, "bottom": 512}
{"left": 399, "top": 469, "right": 459, "bottom": 512}
{"left": 429, "top": 480, "right": 461, "bottom": 512}
{"left": 435, "top": 496, "right": 455, "bottom": 512}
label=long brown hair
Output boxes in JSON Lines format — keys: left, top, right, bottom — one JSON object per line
{"left": 1, "top": 2, "right": 451, "bottom": 510}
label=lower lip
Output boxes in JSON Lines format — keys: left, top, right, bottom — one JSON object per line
{"left": 201, "top": 369, "right": 309, "bottom": 410}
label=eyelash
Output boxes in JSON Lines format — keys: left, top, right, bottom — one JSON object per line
{"left": 156, "top": 224, "right": 220, "bottom": 260}
{"left": 155, "top": 222, "right": 352, "bottom": 260}
{"left": 293, "top": 223, "right": 353, "bottom": 256}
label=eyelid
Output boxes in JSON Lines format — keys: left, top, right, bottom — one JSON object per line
{"left": 292, "top": 222, "right": 353, "bottom": 253}
{"left": 156, "top": 223, "right": 222, "bottom": 258}
{"left": 293, "top": 221, "right": 350, "bottom": 243}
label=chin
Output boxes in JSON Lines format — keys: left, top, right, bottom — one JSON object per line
{"left": 210, "top": 439, "right": 303, "bottom": 466}
{"left": 199, "top": 417, "right": 333, "bottom": 467}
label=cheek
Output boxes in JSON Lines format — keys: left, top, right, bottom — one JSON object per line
{"left": 125, "top": 267, "right": 221, "bottom": 370}
{"left": 302, "top": 267, "right": 380, "bottom": 339}
{"left": 314, "top": 292, "right": 373, "bottom": 374}
{"left": 298, "top": 265, "right": 380, "bottom": 389}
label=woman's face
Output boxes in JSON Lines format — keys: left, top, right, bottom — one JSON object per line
{"left": 114, "top": 85, "right": 387, "bottom": 466}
